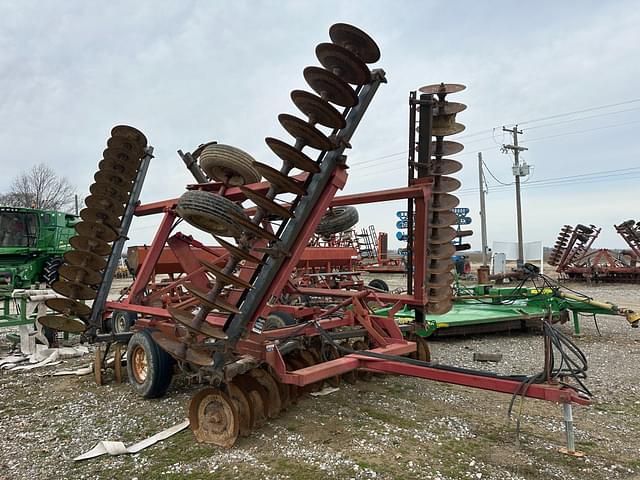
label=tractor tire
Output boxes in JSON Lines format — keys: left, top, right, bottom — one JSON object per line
{"left": 315, "top": 206, "right": 359, "bottom": 236}
{"left": 109, "top": 310, "right": 137, "bottom": 334}
{"left": 199, "top": 144, "right": 261, "bottom": 186}
{"left": 126, "top": 329, "right": 174, "bottom": 398}
{"left": 264, "top": 311, "right": 296, "bottom": 330}
{"left": 368, "top": 278, "right": 389, "bottom": 292}
{"left": 42, "top": 257, "right": 63, "bottom": 286}
{"left": 176, "top": 190, "right": 247, "bottom": 238}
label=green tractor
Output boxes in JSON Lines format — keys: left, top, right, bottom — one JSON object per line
{"left": 0, "top": 206, "right": 78, "bottom": 292}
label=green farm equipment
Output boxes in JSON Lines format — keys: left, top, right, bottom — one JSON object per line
{"left": 378, "top": 280, "right": 639, "bottom": 338}
{"left": 0, "top": 206, "right": 78, "bottom": 292}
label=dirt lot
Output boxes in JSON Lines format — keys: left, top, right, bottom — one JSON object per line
{"left": 1, "top": 276, "right": 640, "bottom": 479}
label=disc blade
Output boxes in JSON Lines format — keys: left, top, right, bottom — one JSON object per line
{"left": 430, "top": 193, "right": 460, "bottom": 211}
{"left": 58, "top": 264, "right": 103, "bottom": 286}
{"left": 291, "top": 90, "right": 346, "bottom": 129}
{"left": 430, "top": 140, "right": 464, "bottom": 156}
{"left": 182, "top": 283, "right": 241, "bottom": 315}
{"left": 278, "top": 114, "right": 334, "bottom": 151}
{"left": 199, "top": 258, "right": 253, "bottom": 289}
{"left": 167, "top": 306, "right": 229, "bottom": 339}
{"left": 38, "top": 315, "right": 87, "bottom": 333}
{"left": 110, "top": 125, "right": 148, "bottom": 148}
{"left": 84, "top": 194, "right": 125, "bottom": 217}
{"left": 426, "top": 272, "right": 454, "bottom": 288}
{"left": 427, "top": 243, "right": 456, "bottom": 260}
{"left": 226, "top": 382, "right": 253, "bottom": 437}
{"left": 150, "top": 332, "right": 214, "bottom": 366}
{"left": 418, "top": 83, "right": 466, "bottom": 95}
{"left": 265, "top": 137, "right": 320, "bottom": 173}
{"left": 429, "top": 211, "right": 458, "bottom": 227}
{"left": 213, "top": 236, "right": 265, "bottom": 264}
{"left": 303, "top": 66, "right": 358, "bottom": 107}
{"left": 427, "top": 299, "right": 453, "bottom": 315}
{"left": 89, "top": 182, "right": 129, "bottom": 204}
{"left": 432, "top": 122, "right": 465, "bottom": 137}
{"left": 253, "top": 161, "right": 307, "bottom": 196}
{"left": 413, "top": 158, "right": 463, "bottom": 176}
{"left": 69, "top": 235, "right": 112, "bottom": 256}
{"left": 316, "top": 43, "right": 372, "bottom": 85}
{"left": 80, "top": 207, "right": 121, "bottom": 228}
{"left": 64, "top": 249, "right": 107, "bottom": 270}
{"left": 428, "top": 259, "right": 454, "bottom": 274}
{"left": 432, "top": 176, "right": 461, "bottom": 194}
{"left": 428, "top": 226, "right": 458, "bottom": 244}
{"left": 329, "top": 23, "right": 381, "bottom": 64}
{"left": 228, "top": 210, "right": 280, "bottom": 242}
{"left": 248, "top": 368, "right": 282, "bottom": 418}
{"left": 239, "top": 186, "right": 294, "bottom": 220}
{"left": 51, "top": 280, "right": 97, "bottom": 300}
{"left": 75, "top": 221, "right": 118, "bottom": 243}
{"left": 94, "top": 170, "right": 132, "bottom": 190}
{"left": 188, "top": 387, "right": 239, "bottom": 447}
{"left": 45, "top": 297, "right": 92, "bottom": 318}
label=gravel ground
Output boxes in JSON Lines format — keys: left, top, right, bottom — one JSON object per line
{"left": 1, "top": 277, "right": 640, "bottom": 479}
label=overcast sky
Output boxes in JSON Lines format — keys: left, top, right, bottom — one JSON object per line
{"left": 1, "top": 1, "right": 638, "bottom": 253}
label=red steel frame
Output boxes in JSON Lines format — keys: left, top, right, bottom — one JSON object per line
{"left": 103, "top": 170, "right": 589, "bottom": 407}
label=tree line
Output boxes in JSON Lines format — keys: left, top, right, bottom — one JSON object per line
{"left": 0, "top": 163, "right": 77, "bottom": 212}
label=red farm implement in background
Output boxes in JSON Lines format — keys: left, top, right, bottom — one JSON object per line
{"left": 41, "top": 23, "right": 591, "bottom": 451}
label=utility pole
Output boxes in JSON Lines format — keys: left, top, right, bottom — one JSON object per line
{"left": 502, "top": 126, "right": 529, "bottom": 269}
{"left": 478, "top": 152, "right": 488, "bottom": 266}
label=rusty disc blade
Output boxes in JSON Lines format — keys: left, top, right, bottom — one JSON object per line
{"left": 239, "top": 186, "right": 293, "bottom": 220}
{"left": 106, "top": 135, "right": 145, "bottom": 156}
{"left": 248, "top": 368, "right": 282, "bottom": 418}
{"left": 291, "top": 90, "right": 346, "bottom": 129}
{"left": 283, "top": 359, "right": 301, "bottom": 403}
{"left": 69, "top": 235, "right": 112, "bottom": 256}
{"left": 64, "top": 249, "right": 107, "bottom": 270}
{"left": 84, "top": 194, "right": 125, "bottom": 217}
{"left": 266, "top": 367, "right": 290, "bottom": 410}
{"left": 427, "top": 272, "right": 454, "bottom": 288}
{"left": 351, "top": 340, "right": 373, "bottom": 381}
{"left": 182, "top": 283, "right": 241, "bottom": 315}
{"left": 228, "top": 210, "right": 280, "bottom": 242}
{"left": 427, "top": 299, "right": 453, "bottom": 315}
{"left": 102, "top": 144, "right": 142, "bottom": 164}
{"left": 419, "top": 83, "right": 466, "bottom": 95}
{"left": 429, "top": 211, "right": 458, "bottom": 227}
{"left": 99, "top": 157, "right": 138, "bottom": 180}
{"left": 213, "top": 236, "right": 264, "bottom": 264}
{"left": 427, "top": 286, "right": 453, "bottom": 303}
{"left": 428, "top": 226, "right": 458, "bottom": 244}
{"left": 413, "top": 158, "right": 463, "bottom": 176}
{"left": 430, "top": 193, "right": 460, "bottom": 211}
{"left": 45, "top": 297, "right": 92, "bottom": 318}
{"left": 303, "top": 66, "right": 358, "bottom": 107}
{"left": 253, "top": 161, "right": 307, "bottom": 196}
{"left": 319, "top": 345, "right": 341, "bottom": 388}
{"left": 38, "top": 315, "right": 87, "bottom": 333}
{"left": 286, "top": 357, "right": 308, "bottom": 398}
{"left": 51, "top": 280, "right": 97, "bottom": 300}
{"left": 80, "top": 207, "right": 121, "bottom": 228}
{"left": 432, "top": 122, "right": 465, "bottom": 137}
{"left": 316, "top": 43, "right": 371, "bottom": 85}
{"left": 226, "top": 382, "right": 253, "bottom": 437}
{"left": 431, "top": 101, "right": 467, "bottom": 116}
{"left": 427, "top": 243, "right": 456, "bottom": 260}
{"left": 89, "top": 182, "right": 129, "bottom": 204}
{"left": 265, "top": 137, "right": 320, "bottom": 173}
{"left": 199, "top": 258, "right": 253, "bottom": 289}
{"left": 111, "top": 125, "right": 148, "bottom": 148}
{"left": 278, "top": 114, "right": 334, "bottom": 151}
{"left": 75, "top": 221, "right": 118, "bottom": 243}
{"left": 94, "top": 169, "right": 132, "bottom": 190}
{"left": 188, "top": 387, "right": 239, "bottom": 447}
{"left": 233, "top": 374, "right": 268, "bottom": 428}
{"left": 408, "top": 333, "right": 431, "bottom": 362}
{"left": 429, "top": 140, "right": 464, "bottom": 156}
{"left": 168, "top": 306, "right": 229, "bottom": 339}
{"left": 432, "top": 176, "right": 461, "bottom": 194}
{"left": 329, "top": 23, "right": 380, "bottom": 64}
{"left": 150, "top": 332, "right": 214, "bottom": 366}
{"left": 59, "top": 264, "right": 103, "bottom": 286}
{"left": 428, "top": 259, "right": 454, "bottom": 274}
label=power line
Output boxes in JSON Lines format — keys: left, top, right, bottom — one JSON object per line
{"left": 482, "top": 160, "right": 512, "bottom": 186}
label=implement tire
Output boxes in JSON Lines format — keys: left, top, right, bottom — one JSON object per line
{"left": 177, "top": 190, "right": 247, "bottom": 238}
{"left": 315, "top": 206, "right": 359, "bottom": 236}
{"left": 200, "top": 144, "right": 261, "bottom": 186}
{"left": 126, "top": 329, "right": 174, "bottom": 398}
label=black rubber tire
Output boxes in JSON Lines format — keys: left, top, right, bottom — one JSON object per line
{"left": 126, "top": 329, "right": 174, "bottom": 398}
{"left": 199, "top": 144, "right": 261, "bottom": 186}
{"left": 264, "top": 311, "right": 296, "bottom": 330}
{"left": 315, "top": 206, "right": 359, "bottom": 236}
{"left": 176, "top": 190, "right": 248, "bottom": 238}
{"left": 42, "top": 257, "right": 63, "bottom": 286}
{"left": 110, "top": 310, "right": 137, "bottom": 334}
{"left": 368, "top": 278, "right": 389, "bottom": 292}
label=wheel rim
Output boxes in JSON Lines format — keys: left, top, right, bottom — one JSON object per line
{"left": 114, "top": 313, "right": 127, "bottom": 333}
{"left": 131, "top": 344, "right": 148, "bottom": 384}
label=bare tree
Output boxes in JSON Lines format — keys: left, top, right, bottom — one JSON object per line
{"left": 1, "top": 163, "right": 76, "bottom": 212}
